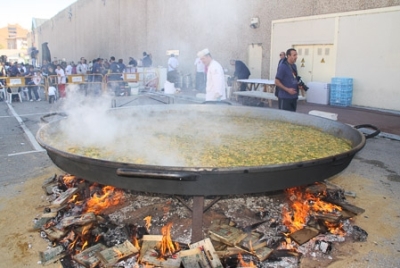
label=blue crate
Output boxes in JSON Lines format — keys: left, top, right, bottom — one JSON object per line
{"left": 330, "top": 84, "right": 353, "bottom": 92}
{"left": 330, "top": 91, "right": 352, "bottom": 106}
{"left": 331, "top": 77, "right": 353, "bottom": 85}
{"left": 330, "top": 82, "right": 353, "bottom": 107}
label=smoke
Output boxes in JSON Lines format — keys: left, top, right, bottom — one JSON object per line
{"left": 42, "top": 85, "right": 259, "bottom": 167}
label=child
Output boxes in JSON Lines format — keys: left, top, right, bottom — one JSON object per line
{"left": 48, "top": 84, "right": 57, "bottom": 103}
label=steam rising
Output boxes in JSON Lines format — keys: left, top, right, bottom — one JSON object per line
{"left": 44, "top": 85, "right": 255, "bottom": 167}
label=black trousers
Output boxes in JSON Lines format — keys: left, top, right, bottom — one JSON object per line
{"left": 278, "top": 98, "right": 297, "bottom": 112}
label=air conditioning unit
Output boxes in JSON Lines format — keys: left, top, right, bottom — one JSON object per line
{"left": 250, "top": 17, "right": 259, "bottom": 29}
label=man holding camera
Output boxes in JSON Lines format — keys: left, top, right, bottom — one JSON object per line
{"left": 275, "top": 48, "right": 304, "bottom": 112}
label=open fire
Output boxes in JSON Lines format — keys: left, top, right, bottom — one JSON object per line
{"left": 35, "top": 174, "right": 368, "bottom": 267}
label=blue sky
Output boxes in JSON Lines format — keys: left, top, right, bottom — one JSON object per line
{"left": 0, "top": 0, "right": 77, "bottom": 29}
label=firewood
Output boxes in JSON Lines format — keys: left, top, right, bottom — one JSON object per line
{"left": 187, "top": 238, "right": 223, "bottom": 268}
{"left": 44, "top": 227, "right": 68, "bottom": 241}
{"left": 323, "top": 197, "right": 365, "bottom": 215}
{"left": 138, "top": 235, "right": 163, "bottom": 262}
{"left": 289, "top": 226, "right": 320, "bottom": 245}
{"left": 39, "top": 245, "right": 67, "bottom": 266}
{"left": 73, "top": 243, "right": 107, "bottom": 268}
{"left": 310, "top": 211, "right": 342, "bottom": 223}
{"left": 253, "top": 246, "right": 274, "bottom": 262}
{"left": 60, "top": 212, "right": 97, "bottom": 228}
{"left": 236, "top": 231, "right": 267, "bottom": 251}
{"left": 50, "top": 187, "right": 79, "bottom": 208}
{"left": 96, "top": 240, "right": 139, "bottom": 266}
{"left": 208, "top": 224, "right": 247, "bottom": 247}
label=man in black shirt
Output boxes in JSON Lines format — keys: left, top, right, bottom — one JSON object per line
{"left": 230, "top": 60, "right": 251, "bottom": 91}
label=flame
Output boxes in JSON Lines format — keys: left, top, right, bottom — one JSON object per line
{"left": 63, "top": 174, "right": 76, "bottom": 187}
{"left": 238, "top": 253, "right": 257, "bottom": 267}
{"left": 325, "top": 221, "right": 345, "bottom": 236}
{"left": 84, "top": 185, "right": 124, "bottom": 214}
{"left": 144, "top": 216, "right": 152, "bottom": 231}
{"left": 68, "top": 194, "right": 78, "bottom": 203}
{"left": 158, "top": 223, "right": 180, "bottom": 259}
{"left": 282, "top": 187, "right": 345, "bottom": 234}
{"left": 132, "top": 236, "right": 140, "bottom": 250}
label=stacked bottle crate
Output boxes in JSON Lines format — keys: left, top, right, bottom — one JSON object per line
{"left": 329, "top": 77, "right": 353, "bottom": 107}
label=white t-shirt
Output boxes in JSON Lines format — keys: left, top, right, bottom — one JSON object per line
{"left": 194, "top": 57, "right": 205, "bottom": 73}
{"left": 48, "top": 86, "right": 57, "bottom": 96}
{"left": 65, "top": 65, "right": 73, "bottom": 75}
{"left": 168, "top": 57, "right": 179, "bottom": 72}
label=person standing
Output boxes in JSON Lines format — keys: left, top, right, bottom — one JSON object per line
{"left": 274, "top": 51, "right": 287, "bottom": 97}
{"left": 230, "top": 59, "right": 251, "bottom": 91}
{"left": 275, "top": 48, "right": 300, "bottom": 112}
{"left": 142, "top": 52, "right": 152, "bottom": 67}
{"left": 167, "top": 54, "right": 179, "bottom": 87}
{"left": 24, "top": 66, "right": 40, "bottom": 101}
{"left": 197, "top": 48, "right": 226, "bottom": 101}
{"left": 194, "top": 57, "right": 206, "bottom": 92}
{"left": 278, "top": 51, "right": 286, "bottom": 66}
{"left": 55, "top": 64, "right": 66, "bottom": 98}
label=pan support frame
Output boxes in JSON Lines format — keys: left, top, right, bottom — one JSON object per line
{"left": 174, "top": 195, "right": 222, "bottom": 243}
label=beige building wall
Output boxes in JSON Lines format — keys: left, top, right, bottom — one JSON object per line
{"left": 271, "top": 6, "right": 400, "bottom": 111}
{"left": 36, "top": 0, "right": 400, "bottom": 109}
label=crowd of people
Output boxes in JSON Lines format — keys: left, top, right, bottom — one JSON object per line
{"left": 0, "top": 52, "right": 153, "bottom": 101}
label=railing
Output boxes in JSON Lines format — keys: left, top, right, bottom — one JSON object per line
{"left": 0, "top": 69, "right": 159, "bottom": 102}
{"left": 0, "top": 76, "right": 46, "bottom": 102}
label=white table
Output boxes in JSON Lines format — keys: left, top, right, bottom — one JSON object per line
{"left": 237, "top": 79, "right": 275, "bottom": 91}
{"left": 233, "top": 90, "right": 306, "bottom": 101}
{"left": 235, "top": 79, "right": 276, "bottom": 106}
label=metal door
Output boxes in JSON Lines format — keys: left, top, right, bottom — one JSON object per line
{"left": 294, "top": 45, "right": 334, "bottom": 83}
{"left": 248, "top": 43, "right": 262, "bottom": 78}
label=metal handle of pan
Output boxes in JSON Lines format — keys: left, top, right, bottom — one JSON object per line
{"left": 116, "top": 168, "right": 198, "bottom": 181}
{"left": 354, "top": 124, "right": 380, "bottom": 139}
{"left": 40, "top": 112, "right": 68, "bottom": 124}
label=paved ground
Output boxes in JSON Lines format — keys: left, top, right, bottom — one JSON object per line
{"left": 0, "top": 90, "right": 399, "bottom": 267}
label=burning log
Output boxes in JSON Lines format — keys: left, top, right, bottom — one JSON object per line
{"left": 44, "top": 227, "right": 68, "bottom": 241}
{"left": 310, "top": 211, "right": 342, "bottom": 223}
{"left": 50, "top": 187, "right": 79, "bottom": 208}
{"left": 187, "top": 238, "right": 223, "bottom": 268}
{"left": 236, "top": 231, "right": 267, "bottom": 251}
{"left": 73, "top": 243, "right": 107, "bottom": 268}
{"left": 268, "top": 249, "right": 302, "bottom": 261}
{"left": 60, "top": 212, "right": 97, "bottom": 228}
{"left": 322, "top": 197, "right": 365, "bottom": 215}
{"left": 208, "top": 224, "right": 247, "bottom": 247}
{"left": 288, "top": 226, "right": 320, "bottom": 245}
{"left": 96, "top": 240, "right": 139, "bottom": 266}
{"left": 138, "top": 235, "right": 162, "bottom": 262}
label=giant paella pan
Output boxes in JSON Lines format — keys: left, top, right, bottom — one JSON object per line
{"left": 36, "top": 104, "right": 377, "bottom": 196}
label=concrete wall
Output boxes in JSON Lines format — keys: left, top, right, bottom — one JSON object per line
{"left": 271, "top": 7, "right": 400, "bottom": 111}
{"left": 36, "top": 0, "right": 400, "bottom": 110}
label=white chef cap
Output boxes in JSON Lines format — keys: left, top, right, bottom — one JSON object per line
{"left": 197, "top": 48, "right": 210, "bottom": 58}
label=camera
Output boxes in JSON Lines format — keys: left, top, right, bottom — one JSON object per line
{"left": 296, "top": 76, "right": 309, "bottom": 91}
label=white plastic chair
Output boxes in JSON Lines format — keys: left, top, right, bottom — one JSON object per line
{"left": 7, "top": 87, "right": 23, "bottom": 103}
{"left": 0, "top": 82, "right": 6, "bottom": 101}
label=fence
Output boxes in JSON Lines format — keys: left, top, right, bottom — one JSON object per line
{"left": 0, "top": 69, "right": 159, "bottom": 102}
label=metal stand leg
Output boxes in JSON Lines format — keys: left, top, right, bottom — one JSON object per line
{"left": 191, "top": 196, "right": 204, "bottom": 243}
{"left": 175, "top": 195, "right": 222, "bottom": 243}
